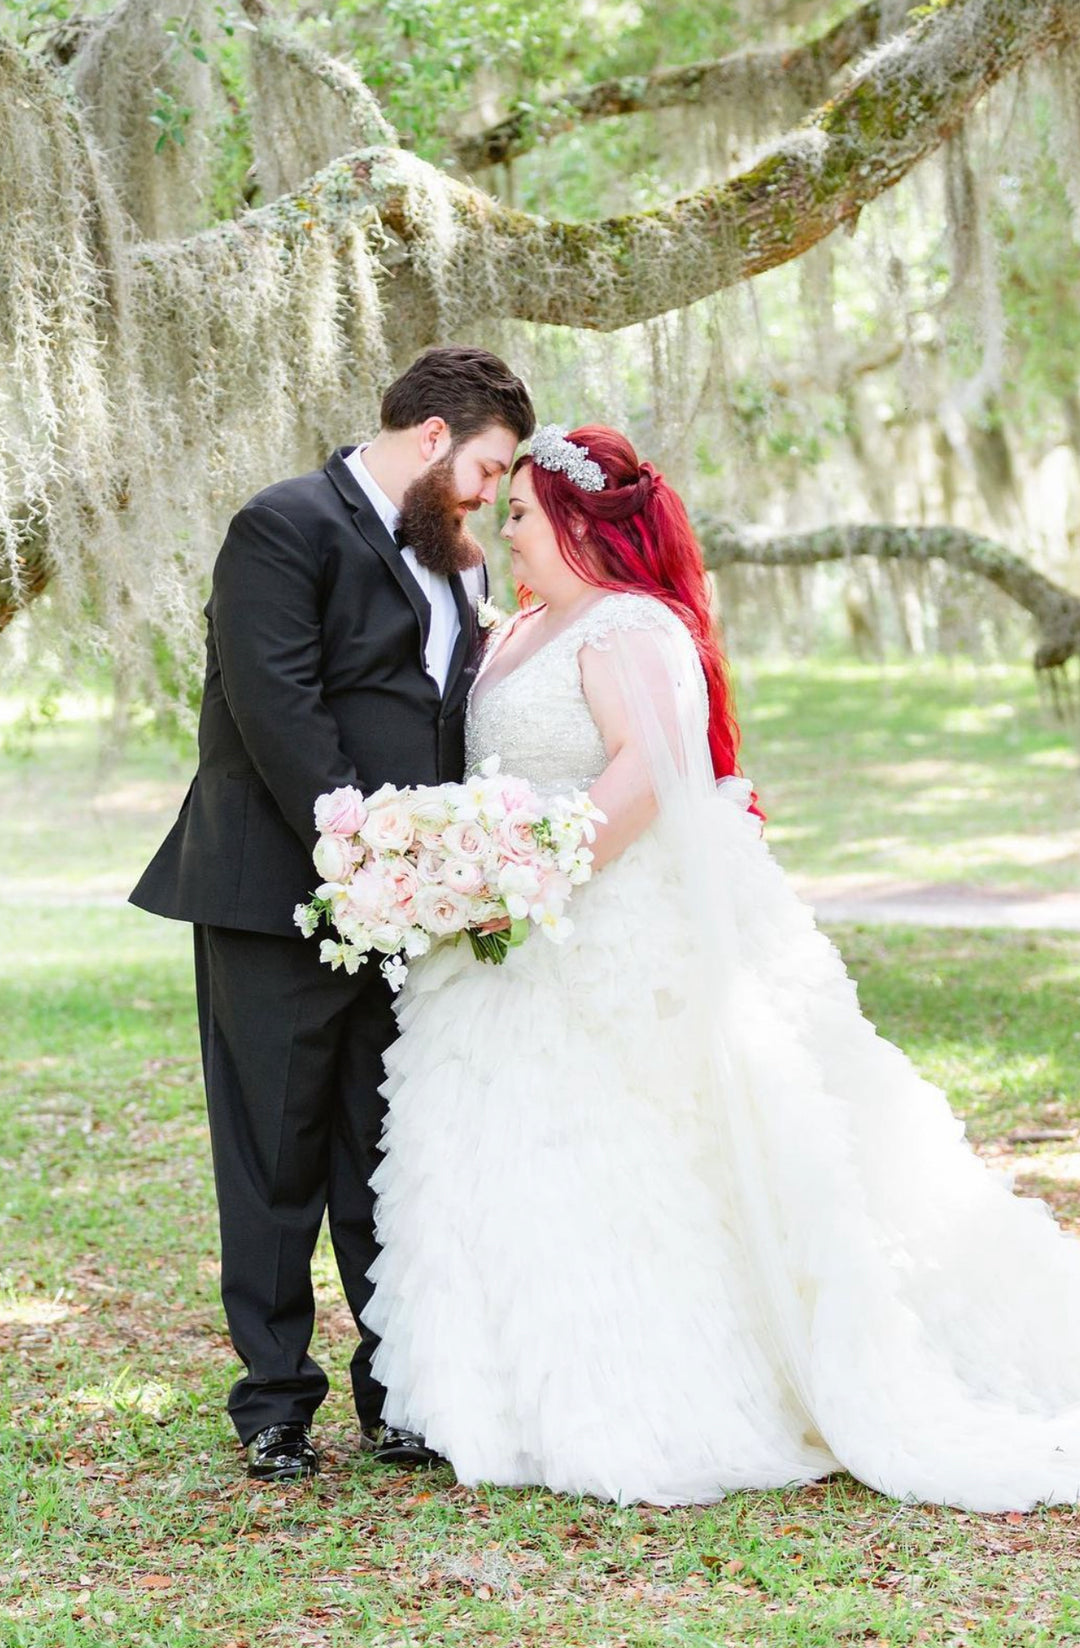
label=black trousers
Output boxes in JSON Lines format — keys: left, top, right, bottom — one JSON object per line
{"left": 193, "top": 923, "right": 398, "bottom": 1443}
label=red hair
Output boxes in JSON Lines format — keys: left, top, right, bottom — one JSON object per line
{"left": 513, "top": 425, "right": 762, "bottom": 819}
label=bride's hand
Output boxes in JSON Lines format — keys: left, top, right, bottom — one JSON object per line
{"left": 478, "top": 915, "right": 512, "bottom": 934}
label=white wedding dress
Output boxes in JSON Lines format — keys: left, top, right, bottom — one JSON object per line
{"left": 361, "top": 592, "right": 1080, "bottom": 1510}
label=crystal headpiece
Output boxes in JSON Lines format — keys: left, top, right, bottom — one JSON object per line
{"left": 528, "top": 425, "right": 606, "bottom": 493}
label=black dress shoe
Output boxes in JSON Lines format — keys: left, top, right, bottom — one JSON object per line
{"left": 245, "top": 1422, "right": 319, "bottom": 1481}
{"left": 358, "top": 1420, "right": 445, "bottom": 1469}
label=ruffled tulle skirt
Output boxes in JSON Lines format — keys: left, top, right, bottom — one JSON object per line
{"left": 362, "top": 800, "right": 1080, "bottom": 1509}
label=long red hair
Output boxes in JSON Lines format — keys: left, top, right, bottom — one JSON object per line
{"left": 512, "top": 425, "right": 762, "bottom": 819}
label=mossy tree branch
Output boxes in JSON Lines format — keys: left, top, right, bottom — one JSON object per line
{"left": 4, "top": 0, "right": 1079, "bottom": 633}
{"left": 696, "top": 520, "right": 1080, "bottom": 670}
{"left": 453, "top": 0, "right": 918, "bottom": 172}
{"left": 157, "top": 0, "right": 1077, "bottom": 334}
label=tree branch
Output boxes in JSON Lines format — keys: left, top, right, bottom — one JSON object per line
{"left": 454, "top": 0, "right": 915, "bottom": 172}
{"left": 695, "top": 519, "right": 1080, "bottom": 670}
{"left": 1, "top": 520, "right": 52, "bottom": 634}
{"left": 171, "top": 0, "right": 1076, "bottom": 333}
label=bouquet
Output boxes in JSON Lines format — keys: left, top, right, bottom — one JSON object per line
{"left": 294, "top": 757, "right": 605, "bottom": 991}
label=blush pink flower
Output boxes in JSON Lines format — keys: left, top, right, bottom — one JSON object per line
{"left": 443, "top": 821, "right": 488, "bottom": 862}
{"left": 496, "top": 808, "right": 541, "bottom": 864}
{"left": 314, "top": 787, "right": 368, "bottom": 837}
{"left": 387, "top": 862, "right": 419, "bottom": 922}
{"left": 415, "top": 884, "right": 471, "bottom": 936}
{"left": 497, "top": 776, "right": 536, "bottom": 811}
{"left": 415, "top": 848, "right": 446, "bottom": 886}
{"left": 343, "top": 868, "right": 387, "bottom": 924}
{"left": 442, "top": 857, "right": 485, "bottom": 896}
{"left": 360, "top": 799, "right": 416, "bottom": 854}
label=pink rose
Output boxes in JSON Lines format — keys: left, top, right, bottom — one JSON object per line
{"left": 360, "top": 799, "right": 416, "bottom": 854}
{"left": 415, "top": 884, "right": 471, "bottom": 936}
{"left": 496, "top": 809, "right": 540, "bottom": 864}
{"left": 387, "top": 862, "right": 419, "bottom": 922}
{"left": 442, "top": 857, "right": 485, "bottom": 896}
{"left": 497, "top": 776, "right": 537, "bottom": 811}
{"left": 314, "top": 787, "right": 368, "bottom": 837}
{"left": 443, "top": 821, "right": 488, "bottom": 862}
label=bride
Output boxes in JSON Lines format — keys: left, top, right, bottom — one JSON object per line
{"left": 361, "top": 423, "right": 1080, "bottom": 1511}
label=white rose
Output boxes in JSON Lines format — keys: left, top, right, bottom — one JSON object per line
{"left": 360, "top": 800, "right": 416, "bottom": 854}
{"left": 415, "top": 884, "right": 472, "bottom": 936}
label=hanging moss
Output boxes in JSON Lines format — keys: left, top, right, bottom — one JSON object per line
{"left": 4, "top": 0, "right": 1080, "bottom": 700}
{"left": 248, "top": 23, "right": 395, "bottom": 202}
{"left": 72, "top": 0, "right": 225, "bottom": 239}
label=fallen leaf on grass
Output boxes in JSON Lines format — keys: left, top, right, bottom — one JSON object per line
{"left": 133, "top": 1575, "right": 173, "bottom": 1590}
{"left": 701, "top": 1555, "right": 745, "bottom": 1575}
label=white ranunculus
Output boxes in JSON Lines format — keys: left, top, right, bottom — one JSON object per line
{"left": 313, "top": 833, "right": 354, "bottom": 883}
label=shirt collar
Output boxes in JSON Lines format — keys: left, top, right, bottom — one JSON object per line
{"left": 344, "top": 443, "right": 401, "bottom": 540}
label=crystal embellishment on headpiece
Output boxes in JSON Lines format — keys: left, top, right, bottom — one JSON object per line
{"left": 528, "top": 425, "right": 606, "bottom": 493}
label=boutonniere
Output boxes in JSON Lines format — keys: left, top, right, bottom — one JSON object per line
{"left": 476, "top": 596, "right": 505, "bottom": 631}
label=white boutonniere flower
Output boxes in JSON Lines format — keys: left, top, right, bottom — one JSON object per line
{"left": 476, "top": 595, "right": 504, "bottom": 631}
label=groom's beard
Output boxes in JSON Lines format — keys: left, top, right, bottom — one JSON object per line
{"left": 397, "top": 457, "right": 485, "bottom": 577}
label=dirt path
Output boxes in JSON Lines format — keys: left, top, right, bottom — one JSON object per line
{"left": 790, "top": 878, "right": 1080, "bottom": 931}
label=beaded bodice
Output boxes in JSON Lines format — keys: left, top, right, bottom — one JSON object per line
{"left": 465, "top": 592, "right": 703, "bottom": 795}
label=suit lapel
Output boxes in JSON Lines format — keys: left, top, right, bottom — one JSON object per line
{"left": 442, "top": 571, "right": 475, "bottom": 705}
{"left": 325, "top": 447, "right": 432, "bottom": 654}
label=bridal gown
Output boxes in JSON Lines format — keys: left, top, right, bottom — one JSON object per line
{"left": 361, "top": 591, "right": 1080, "bottom": 1510}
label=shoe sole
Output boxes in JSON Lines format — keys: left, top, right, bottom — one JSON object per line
{"left": 246, "top": 1463, "right": 319, "bottom": 1481}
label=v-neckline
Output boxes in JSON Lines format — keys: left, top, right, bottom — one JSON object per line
{"left": 470, "top": 597, "right": 609, "bottom": 712}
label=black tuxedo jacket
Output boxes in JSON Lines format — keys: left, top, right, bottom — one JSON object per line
{"left": 130, "top": 447, "right": 486, "bottom": 938}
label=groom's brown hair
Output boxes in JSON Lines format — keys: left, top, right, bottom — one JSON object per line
{"left": 381, "top": 346, "right": 535, "bottom": 445}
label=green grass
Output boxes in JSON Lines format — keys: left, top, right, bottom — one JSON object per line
{"left": 3, "top": 666, "right": 1080, "bottom": 1644}
{"left": 3, "top": 920, "right": 1080, "bottom": 1644}
{"left": 736, "top": 658, "right": 1079, "bottom": 893}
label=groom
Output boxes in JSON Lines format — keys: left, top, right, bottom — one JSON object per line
{"left": 131, "top": 346, "right": 534, "bottom": 1481}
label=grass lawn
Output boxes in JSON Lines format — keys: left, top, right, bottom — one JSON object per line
{"left": 735, "top": 658, "right": 1079, "bottom": 895}
{"left": 2, "top": 664, "right": 1080, "bottom": 1645}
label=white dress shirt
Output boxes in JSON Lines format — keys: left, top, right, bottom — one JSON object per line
{"left": 344, "top": 444, "right": 461, "bottom": 696}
